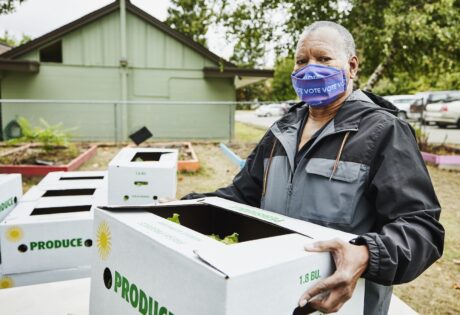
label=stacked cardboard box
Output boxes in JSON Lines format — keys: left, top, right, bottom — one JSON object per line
{"left": 89, "top": 197, "right": 364, "bottom": 315}
{"left": 0, "top": 171, "right": 106, "bottom": 289}
{"left": 108, "top": 148, "right": 178, "bottom": 205}
{"left": 0, "top": 174, "right": 22, "bottom": 222}
{"left": 0, "top": 174, "right": 23, "bottom": 289}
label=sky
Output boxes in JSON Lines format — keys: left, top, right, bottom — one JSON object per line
{"left": 0, "top": 0, "right": 235, "bottom": 61}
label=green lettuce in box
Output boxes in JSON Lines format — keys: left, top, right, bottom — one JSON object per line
{"left": 167, "top": 213, "right": 239, "bottom": 244}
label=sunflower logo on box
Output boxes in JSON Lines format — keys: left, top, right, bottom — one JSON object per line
{"left": 97, "top": 221, "right": 112, "bottom": 260}
{"left": 0, "top": 277, "right": 14, "bottom": 289}
{"left": 5, "top": 226, "right": 23, "bottom": 242}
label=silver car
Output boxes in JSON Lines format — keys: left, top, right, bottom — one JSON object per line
{"left": 424, "top": 98, "right": 460, "bottom": 128}
{"left": 383, "top": 95, "right": 420, "bottom": 120}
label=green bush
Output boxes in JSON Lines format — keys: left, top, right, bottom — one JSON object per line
{"left": 8, "top": 117, "right": 74, "bottom": 152}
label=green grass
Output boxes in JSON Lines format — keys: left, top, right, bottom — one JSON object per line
{"left": 234, "top": 122, "right": 266, "bottom": 143}
{"left": 394, "top": 166, "right": 460, "bottom": 314}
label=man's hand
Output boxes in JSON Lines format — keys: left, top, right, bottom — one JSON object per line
{"left": 298, "top": 238, "right": 369, "bottom": 314}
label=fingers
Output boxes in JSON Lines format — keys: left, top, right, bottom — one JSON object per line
{"left": 298, "top": 271, "right": 347, "bottom": 307}
{"left": 304, "top": 238, "right": 345, "bottom": 252}
{"left": 309, "top": 285, "right": 354, "bottom": 313}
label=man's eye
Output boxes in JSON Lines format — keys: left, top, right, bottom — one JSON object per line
{"left": 318, "top": 56, "right": 332, "bottom": 62}
{"left": 296, "top": 59, "right": 307, "bottom": 65}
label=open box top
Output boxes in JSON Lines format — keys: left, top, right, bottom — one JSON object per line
{"left": 98, "top": 197, "right": 354, "bottom": 278}
{"left": 38, "top": 171, "right": 107, "bottom": 188}
{"left": 108, "top": 148, "right": 178, "bottom": 168}
{"left": 2, "top": 195, "right": 104, "bottom": 224}
{"left": 21, "top": 185, "right": 106, "bottom": 203}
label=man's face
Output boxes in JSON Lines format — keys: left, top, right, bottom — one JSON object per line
{"left": 293, "top": 27, "right": 357, "bottom": 80}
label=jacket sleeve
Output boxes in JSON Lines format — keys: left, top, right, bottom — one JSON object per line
{"left": 353, "top": 118, "right": 444, "bottom": 286}
{"left": 181, "top": 137, "right": 269, "bottom": 207}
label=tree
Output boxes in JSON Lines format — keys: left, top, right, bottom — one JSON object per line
{"left": 165, "top": 0, "right": 212, "bottom": 47}
{"left": 227, "top": 0, "right": 460, "bottom": 94}
{"left": 220, "top": 2, "right": 272, "bottom": 68}
{"left": 0, "top": 31, "right": 31, "bottom": 47}
{"left": 271, "top": 56, "right": 297, "bottom": 101}
{"left": 350, "top": 0, "right": 460, "bottom": 91}
{"left": 0, "top": 0, "right": 25, "bottom": 15}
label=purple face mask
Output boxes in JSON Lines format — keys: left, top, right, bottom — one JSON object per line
{"left": 291, "top": 64, "right": 347, "bottom": 107}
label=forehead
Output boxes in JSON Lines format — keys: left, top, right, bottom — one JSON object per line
{"left": 296, "top": 27, "right": 346, "bottom": 57}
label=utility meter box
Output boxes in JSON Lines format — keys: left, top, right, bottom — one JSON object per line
{"left": 108, "top": 148, "right": 178, "bottom": 205}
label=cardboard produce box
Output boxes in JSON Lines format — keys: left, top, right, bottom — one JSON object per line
{"left": 0, "top": 265, "right": 90, "bottom": 290}
{"left": 38, "top": 171, "right": 107, "bottom": 189}
{"left": 0, "top": 174, "right": 22, "bottom": 222}
{"left": 108, "top": 148, "right": 178, "bottom": 206}
{"left": 0, "top": 190, "right": 106, "bottom": 274}
{"left": 90, "top": 197, "right": 364, "bottom": 315}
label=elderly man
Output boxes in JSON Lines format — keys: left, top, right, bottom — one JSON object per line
{"left": 183, "top": 21, "right": 444, "bottom": 314}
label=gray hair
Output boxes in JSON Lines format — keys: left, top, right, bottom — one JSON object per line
{"left": 297, "top": 21, "right": 356, "bottom": 58}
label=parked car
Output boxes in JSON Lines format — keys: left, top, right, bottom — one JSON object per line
{"left": 383, "top": 95, "right": 419, "bottom": 120}
{"left": 424, "top": 98, "right": 460, "bottom": 128}
{"left": 410, "top": 90, "right": 460, "bottom": 123}
{"left": 255, "top": 104, "right": 285, "bottom": 117}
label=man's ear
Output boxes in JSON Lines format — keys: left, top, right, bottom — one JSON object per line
{"left": 348, "top": 55, "right": 359, "bottom": 79}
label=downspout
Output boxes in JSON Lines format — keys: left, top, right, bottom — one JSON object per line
{"left": 119, "top": 0, "right": 129, "bottom": 140}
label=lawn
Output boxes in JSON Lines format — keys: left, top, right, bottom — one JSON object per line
{"left": 15, "top": 122, "right": 459, "bottom": 314}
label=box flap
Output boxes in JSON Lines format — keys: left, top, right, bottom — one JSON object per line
{"left": 108, "top": 148, "right": 178, "bottom": 168}
{"left": 2, "top": 198, "right": 94, "bottom": 223}
{"left": 193, "top": 233, "right": 322, "bottom": 278}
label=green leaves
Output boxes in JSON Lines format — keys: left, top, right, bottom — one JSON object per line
{"left": 165, "top": 213, "right": 240, "bottom": 244}
{"left": 0, "top": 0, "right": 25, "bottom": 15}
{"left": 166, "top": 213, "right": 181, "bottom": 224}
{"left": 209, "top": 232, "right": 240, "bottom": 245}
{"left": 165, "top": 0, "right": 211, "bottom": 47}
{"left": 8, "top": 117, "right": 74, "bottom": 152}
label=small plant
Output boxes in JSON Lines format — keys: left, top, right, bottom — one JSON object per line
{"left": 413, "top": 124, "right": 429, "bottom": 152}
{"left": 8, "top": 117, "right": 75, "bottom": 152}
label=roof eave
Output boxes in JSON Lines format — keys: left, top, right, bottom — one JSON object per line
{"left": 0, "top": 1, "right": 119, "bottom": 59}
{"left": 0, "top": 59, "right": 40, "bottom": 73}
{"left": 125, "top": 2, "right": 235, "bottom": 67}
{"left": 203, "top": 67, "right": 274, "bottom": 79}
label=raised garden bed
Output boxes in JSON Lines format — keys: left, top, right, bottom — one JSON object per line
{"left": 128, "top": 142, "right": 200, "bottom": 172}
{"left": 421, "top": 145, "right": 460, "bottom": 170}
{"left": 0, "top": 143, "right": 98, "bottom": 176}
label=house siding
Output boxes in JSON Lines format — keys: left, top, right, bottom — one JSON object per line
{"left": 1, "top": 10, "right": 235, "bottom": 141}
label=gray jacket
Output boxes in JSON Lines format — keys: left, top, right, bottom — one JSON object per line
{"left": 183, "top": 90, "right": 444, "bottom": 314}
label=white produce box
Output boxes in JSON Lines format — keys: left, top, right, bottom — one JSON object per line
{"left": 0, "top": 174, "right": 22, "bottom": 222}
{"left": 90, "top": 197, "right": 364, "bottom": 315}
{"left": 108, "top": 148, "right": 178, "bottom": 205}
{"left": 0, "top": 189, "right": 106, "bottom": 274}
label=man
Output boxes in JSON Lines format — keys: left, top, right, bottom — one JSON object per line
{"left": 182, "top": 21, "right": 444, "bottom": 314}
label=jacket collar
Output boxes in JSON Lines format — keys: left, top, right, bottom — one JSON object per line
{"left": 278, "top": 89, "right": 396, "bottom": 133}
{"left": 271, "top": 90, "right": 396, "bottom": 170}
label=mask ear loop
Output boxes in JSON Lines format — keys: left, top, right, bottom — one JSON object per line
{"left": 262, "top": 139, "right": 278, "bottom": 197}
{"left": 329, "top": 131, "right": 351, "bottom": 181}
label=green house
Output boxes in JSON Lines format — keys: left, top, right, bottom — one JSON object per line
{"left": 0, "top": 0, "right": 272, "bottom": 141}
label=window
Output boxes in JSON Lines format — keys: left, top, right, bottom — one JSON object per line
{"left": 39, "top": 41, "right": 62, "bottom": 63}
